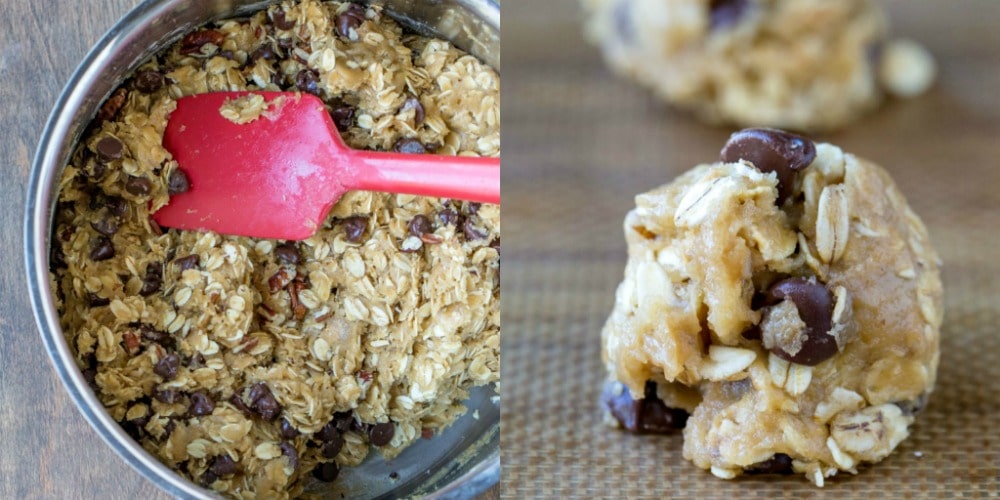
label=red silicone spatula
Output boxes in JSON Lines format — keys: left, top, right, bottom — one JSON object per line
{"left": 152, "top": 91, "right": 500, "bottom": 240}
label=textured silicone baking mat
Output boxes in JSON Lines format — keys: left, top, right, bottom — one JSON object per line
{"left": 500, "top": 0, "right": 1000, "bottom": 497}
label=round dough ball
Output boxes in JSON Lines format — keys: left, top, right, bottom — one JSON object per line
{"left": 581, "top": 0, "right": 935, "bottom": 131}
{"left": 600, "top": 128, "right": 942, "bottom": 485}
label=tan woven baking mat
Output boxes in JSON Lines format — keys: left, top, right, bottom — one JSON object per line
{"left": 500, "top": 0, "right": 1000, "bottom": 497}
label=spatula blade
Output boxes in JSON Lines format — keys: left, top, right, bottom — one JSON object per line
{"left": 153, "top": 91, "right": 348, "bottom": 240}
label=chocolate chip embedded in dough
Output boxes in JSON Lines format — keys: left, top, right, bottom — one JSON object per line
{"left": 763, "top": 277, "right": 837, "bottom": 365}
{"left": 335, "top": 3, "right": 366, "bottom": 39}
{"left": 408, "top": 215, "right": 433, "bottom": 236}
{"left": 153, "top": 353, "right": 180, "bottom": 380}
{"left": 368, "top": 422, "right": 395, "bottom": 446}
{"left": 709, "top": 0, "right": 751, "bottom": 30}
{"left": 321, "top": 436, "right": 344, "bottom": 458}
{"left": 189, "top": 391, "right": 216, "bottom": 416}
{"left": 312, "top": 461, "right": 340, "bottom": 482}
{"left": 139, "top": 262, "right": 163, "bottom": 296}
{"left": 125, "top": 176, "right": 153, "bottom": 197}
{"left": 274, "top": 242, "right": 301, "bottom": 265}
{"left": 342, "top": 216, "right": 368, "bottom": 243}
{"left": 209, "top": 454, "right": 238, "bottom": 476}
{"left": 720, "top": 128, "right": 816, "bottom": 204}
{"left": 280, "top": 419, "right": 299, "bottom": 439}
{"left": 295, "top": 69, "right": 320, "bottom": 95}
{"left": 96, "top": 137, "right": 123, "bottom": 162}
{"left": 133, "top": 70, "right": 165, "bottom": 93}
{"left": 90, "top": 236, "right": 115, "bottom": 261}
{"left": 280, "top": 441, "right": 299, "bottom": 470}
{"left": 91, "top": 218, "right": 118, "bottom": 236}
{"left": 167, "top": 169, "right": 190, "bottom": 195}
{"left": 248, "top": 382, "right": 281, "bottom": 420}
{"left": 271, "top": 7, "right": 296, "bottom": 30}
{"left": 401, "top": 97, "right": 425, "bottom": 125}
{"left": 602, "top": 380, "right": 689, "bottom": 434}
{"left": 745, "top": 453, "right": 794, "bottom": 474}
{"left": 330, "top": 102, "right": 355, "bottom": 131}
{"left": 393, "top": 138, "right": 427, "bottom": 154}
{"left": 174, "top": 254, "right": 200, "bottom": 271}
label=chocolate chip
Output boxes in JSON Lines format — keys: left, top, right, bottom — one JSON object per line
{"left": 162, "top": 419, "right": 176, "bottom": 439}
{"left": 745, "top": 453, "right": 794, "bottom": 474}
{"left": 762, "top": 277, "right": 836, "bottom": 365}
{"left": 368, "top": 422, "right": 394, "bottom": 446}
{"left": 189, "top": 391, "right": 215, "bottom": 416}
{"left": 709, "top": 0, "right": 750, "bottom": 30}
{"left": 180, "top": 29, "right": 226, "bottom": 55}
{"left": 437, "top": 208, "right": 460, "bottom": 227}
{"left": 133, "top": 70, "right": 164, "bottom": 93}
{"left": 90, "top": 236, "right": 115, "bottom": 261}
{"left": 155, "top": 389, "right": 181, "bottom": 404}
{"left": 401, "top": 97, "right": 425, "bottom": 125}
{"left": 334, "top": 412, "right": 354, "bottom": 433}
{"left": 330, "top": 102, "right": 355, "bottom": 131}
{"left": 274, "top": 242, "right": 301, "bottom": 265}
{"left": 316, "top": 420, "right": 341, "bottom": 442}
{"left": 720, "top": 128, "right": 816, "bottom": 204}
{"left": 295, "top": 69, "right": 320, "bottom": 95}
{"left": 248, "top": 382, "right": 281, "bottom": 420}
{"left": 153, "top": 353, "right": 180, "bottom": 380}
{"left": 280, "top": 441, "right": 299, "bottom": 470}
{"left": 106, "top": 196, "right": 128, "bottom": 218}
{"left": 167, "top": 169, "right": 190, "bottom": 195}
{"left": 97, "top": 88, "right": 127, "bottom": 123}
{"left": 393, "top": 138, "right": 427, "bottom": 154}
{"left": 408, "top": 215, "right": 432, "bottom": 236}
{"left": 602, "top": 381, "right": 689, "bottom": 434}
{"left": 87, "top": 293, "right": 110, "bottom": 307}
{"left": 229, "top": 393, "right": 254, "bottom": 417}
{"left": 82, "top": 367, "right": 99, "bottom": 392}
{"left": 91, "top": 218, "right": 118, "bottom": 236}
{"left": 335, "top": 3, "right": 366, "bottom": 39}
{"left": 125, "top": 176, "right": 152, "bottom": 197}
{"left": 209, "top": 454, "right": 238, "bottom": 476}
{"left": 465, "top": 202, "right": 482, "bottom": 215}
{"left": 279, "top": 419, "right": 300, "bottom": 439}
{"left": 174, "top": 254, "right": 200, "bottom": 271}
{"left": 139, "top": 324, "right": 171, "bottom": 346}
{"left": 342, "top": 216, "right": 368, "bottom": 243}
{"left": 96, "top": 137, "right": 123, "bottom": 162}
{"left": 321, "top": 436, "right": 344, "bottom": 458}
{"left": 272, "top": 7, "right": 296, "bottom": 30}
{"left": 312, "top": 461, "right": 340, "bottom": 482}
{"left": 201, "top": 469, "right": 218, "bottom": 486}
{"left": 462, "top": 218, "right": 487, "bottom": 240}
{"left": 139, "top": 262, "right": 163, "bottom": 296}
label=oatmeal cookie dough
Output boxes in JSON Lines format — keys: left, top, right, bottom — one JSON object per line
{"left": 600, "top": 128, "right": 942, "bottom": 486}
{"left": 581, "top": 0, "right": 937, "bottom": 131}
{"left": 50, "top": 1, "right": 499, "bottom": 497}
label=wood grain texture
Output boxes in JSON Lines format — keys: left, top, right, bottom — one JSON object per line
{"left": 0, "top": 0, "right": 498, "bottom": 498}
{"left": 500, "top": 0, "right": 1000, "bottom": 497}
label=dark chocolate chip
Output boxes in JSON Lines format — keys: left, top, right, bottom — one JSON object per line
{"left": 251, "top": 44, "right": 277, "bottom": 61}
{"left": 335, "top": 3, "right": 366, "bottom": 39}
{"left": 91, "top": 218, "right": 119, "bottom": 236}
{"left": 274, "top": 242, "right": 301, "bottom": 265}
{"left": 180, "top": 29, "right": 226, "bottom": 55}
{"left": 201, "top": 469, "right": 218, "bottom": 486}
{"left": 97, "top": 88, "right": 127, "bottom": 123}
{"left": 312, "top": 461, "right": 340, "bottom": 482}
{"left": 82, "top": 367, "right": 99, "bottom": 392}
{"left": 763, "top": 277, "right": 836, "bottom": 365}
{"left": 167, "top": 169, "right": 190, "bottom": 195}
{"left": 334, "top": 412, "right": 354, "bottom": 433}
{"left": 133, "top": 70, "right": 165, "bottom": 93}
{"left": 139, "top": 262, "right": 163, "bottom": 296}
{"left": 272, "top": 7, "right": 297, "bottom": 30}
{"left": 321, "top": 435, "right": 344, "bottom": 458}
{"left": 96, "top": 137, "right": 123, "bottom": 162}
{"left": 465, "top": 202, "right": 481, "bottom": 215}
{"left": 248, "top": 382, "right": 281, "bottom": 420}
{"left": 295, "top": 69, "right": 320, "bottom": 95}
{"left": 280, "top": 419, "right": 300, "bottom": 439}
{"left": 393, "top": 138, "right": 427, "bottom": 154}
{"left": 153, "top": 353, "right": 180, "bottom": 380}
{"left": 330, "top": 102, "right": 355, "bottom": 131}
{"left": 106, "top": 196, "right": 128, "bottom": 217}
{"left": 209, "top": 454, "right": 238, "bottom": 476}
{"left": 90, "top": 236, "right": 115, "bottom": 261}
{"left": 342, "top": 216, "right": 368, "bottom": 243}
{"left": 401, "top": 97, "right": 425, "bottom": 125}
{"left": 745, "top": 453, "right": 794, "bottom": 474}
{"left": 709, "top": 0, "right": 750, "bottom": 30}
{"left": 155, "top": 389, "right": 182, "bottom": 404}
{"left": 437, "top": 208, "right": 460, "bottom": 227}
{"left": 174, "top": 254, "right": 200, "bottom": 271}
{"left": 125, "top": 176, "right": 152, "bottom": 197}
{"left": 408, "top": 215, "right": 432, "bottom": 236}
{"left": 189, "top": 391, "right": 215, "bottom": 416}
{"left": 87, "top": 293, "right": 111, "bottom": 307}
{"left": 720, "top": 128, "right": 816, "bottom": 204}
{"left": 462, "top": 218, "right": 487, "bottom": 240}
{"left": 602, "top": 380, "right": 689, "bottom": 434}
{"left": 280, "top": 441, "right": 299, "bottom": 470}
{"left": 139, "top": 324, "right": 171, "bottom": 345}
{"left": 229, "top": 393, "right": 254, "bottom": 417}
{"left": 368, "top": 422, "right": 394, "bottom": 446}
{"left": 316, "top": 420, "right": 340, "bottom": 442}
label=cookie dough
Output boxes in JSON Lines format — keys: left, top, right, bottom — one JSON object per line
{"left": 50, "top": 1, "right": 499, "bottom": 497}
{"left": 600, "top": 128, "right": 942, "bottom": 486}
{"left": 581, "top": 0, "right": 936, "bottom": 131}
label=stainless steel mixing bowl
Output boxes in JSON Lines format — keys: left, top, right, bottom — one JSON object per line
{"left": 24, "top": 1, "right": 499, "bottom": 498}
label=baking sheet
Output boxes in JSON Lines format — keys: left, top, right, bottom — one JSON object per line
{"left": 500, "top": 0, "right": 1000, "bottom": 496}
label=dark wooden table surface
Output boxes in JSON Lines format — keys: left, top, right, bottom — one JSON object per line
{"left": 0, "top": 1, "right": 498, "bottom": 498}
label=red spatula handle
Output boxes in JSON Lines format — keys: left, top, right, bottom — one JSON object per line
{"left": 346, "top": 151, "right": 500, "bottom": 204}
